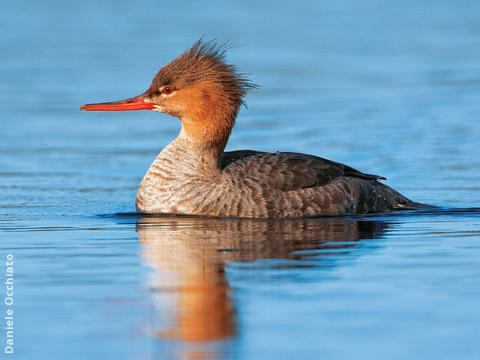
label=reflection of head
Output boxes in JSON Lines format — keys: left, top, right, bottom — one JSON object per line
{"left": 137, "top": 216, "right": 388, "bottom": 344}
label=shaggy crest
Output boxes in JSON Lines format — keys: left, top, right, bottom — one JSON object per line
{"left": 145, "top": 40, "right": 256, "bottom": 109}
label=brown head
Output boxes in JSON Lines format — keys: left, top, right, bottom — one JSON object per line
{"left": 81, "top": 40, "right": 256, "bottom": 147}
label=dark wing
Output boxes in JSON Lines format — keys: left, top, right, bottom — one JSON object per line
{"left": 221, "top": 150, "right": 385, "bottom": 192}
{"left": 220, "top": 150, "right": 260, "bottom": 167}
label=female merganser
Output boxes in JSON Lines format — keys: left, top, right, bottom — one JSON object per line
{"left": 81, "top": 40, "right": 431, "bottom": 218}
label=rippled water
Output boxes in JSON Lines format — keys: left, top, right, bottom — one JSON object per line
{"left": 1, "top": 1, "right": 480, "bottom": 359}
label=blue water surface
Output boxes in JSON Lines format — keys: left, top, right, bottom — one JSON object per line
{"left": 1, "top": 1, "right": 480, "bottom": 359}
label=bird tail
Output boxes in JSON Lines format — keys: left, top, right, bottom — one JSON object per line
{"left": 377, "top": 182, "right": 436, "bottom": 211}
{"left": 392, "top": 199, "right": 437, "bottom": 210}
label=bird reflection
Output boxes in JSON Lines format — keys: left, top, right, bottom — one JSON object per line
{"left": 136, "top": 216, "right": 389, "bottom": 358}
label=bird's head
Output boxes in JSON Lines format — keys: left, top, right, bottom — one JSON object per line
{"left": 81, "top": 40, "right": 256, "bottom": 145}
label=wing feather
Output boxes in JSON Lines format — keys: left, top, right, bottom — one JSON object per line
{"left": 221, "top": 150, "right": 385, "bottom": 192}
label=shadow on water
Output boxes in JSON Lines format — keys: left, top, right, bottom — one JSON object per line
{"left": 111, "top": 207, "right": 480, "bottom": 223}
{"left": 133, "top": 215, "right": 390, "bottom": 358}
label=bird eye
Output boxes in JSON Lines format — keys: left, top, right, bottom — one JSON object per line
{"left": 162, "top": 86, "right": 174, "bottom": 95}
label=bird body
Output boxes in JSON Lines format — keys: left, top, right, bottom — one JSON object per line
{"left": 81, "top": 40, "right": 432, "bottom": 218}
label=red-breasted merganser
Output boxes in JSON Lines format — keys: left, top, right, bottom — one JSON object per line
{"left": 81, "top": 40, "right": 432, "bottom": 218}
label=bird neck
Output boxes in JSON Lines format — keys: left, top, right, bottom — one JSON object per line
{"left": 177, "top": 108, "right": 237, "bottom": 169}
{"left": 163, "top": 126, "right": 229, "bottom": 173}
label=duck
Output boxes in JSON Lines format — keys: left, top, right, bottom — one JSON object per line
{"left": 81, "top": 40, "right": 432, "bottom": 218}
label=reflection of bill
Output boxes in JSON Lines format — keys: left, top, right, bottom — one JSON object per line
{"left": 137, "top": 217, "right": 388, "bottom": 345}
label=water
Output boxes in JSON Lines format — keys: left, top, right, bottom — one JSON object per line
{"left": 1, "top": 0, "right": 480, "bottom": 359}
